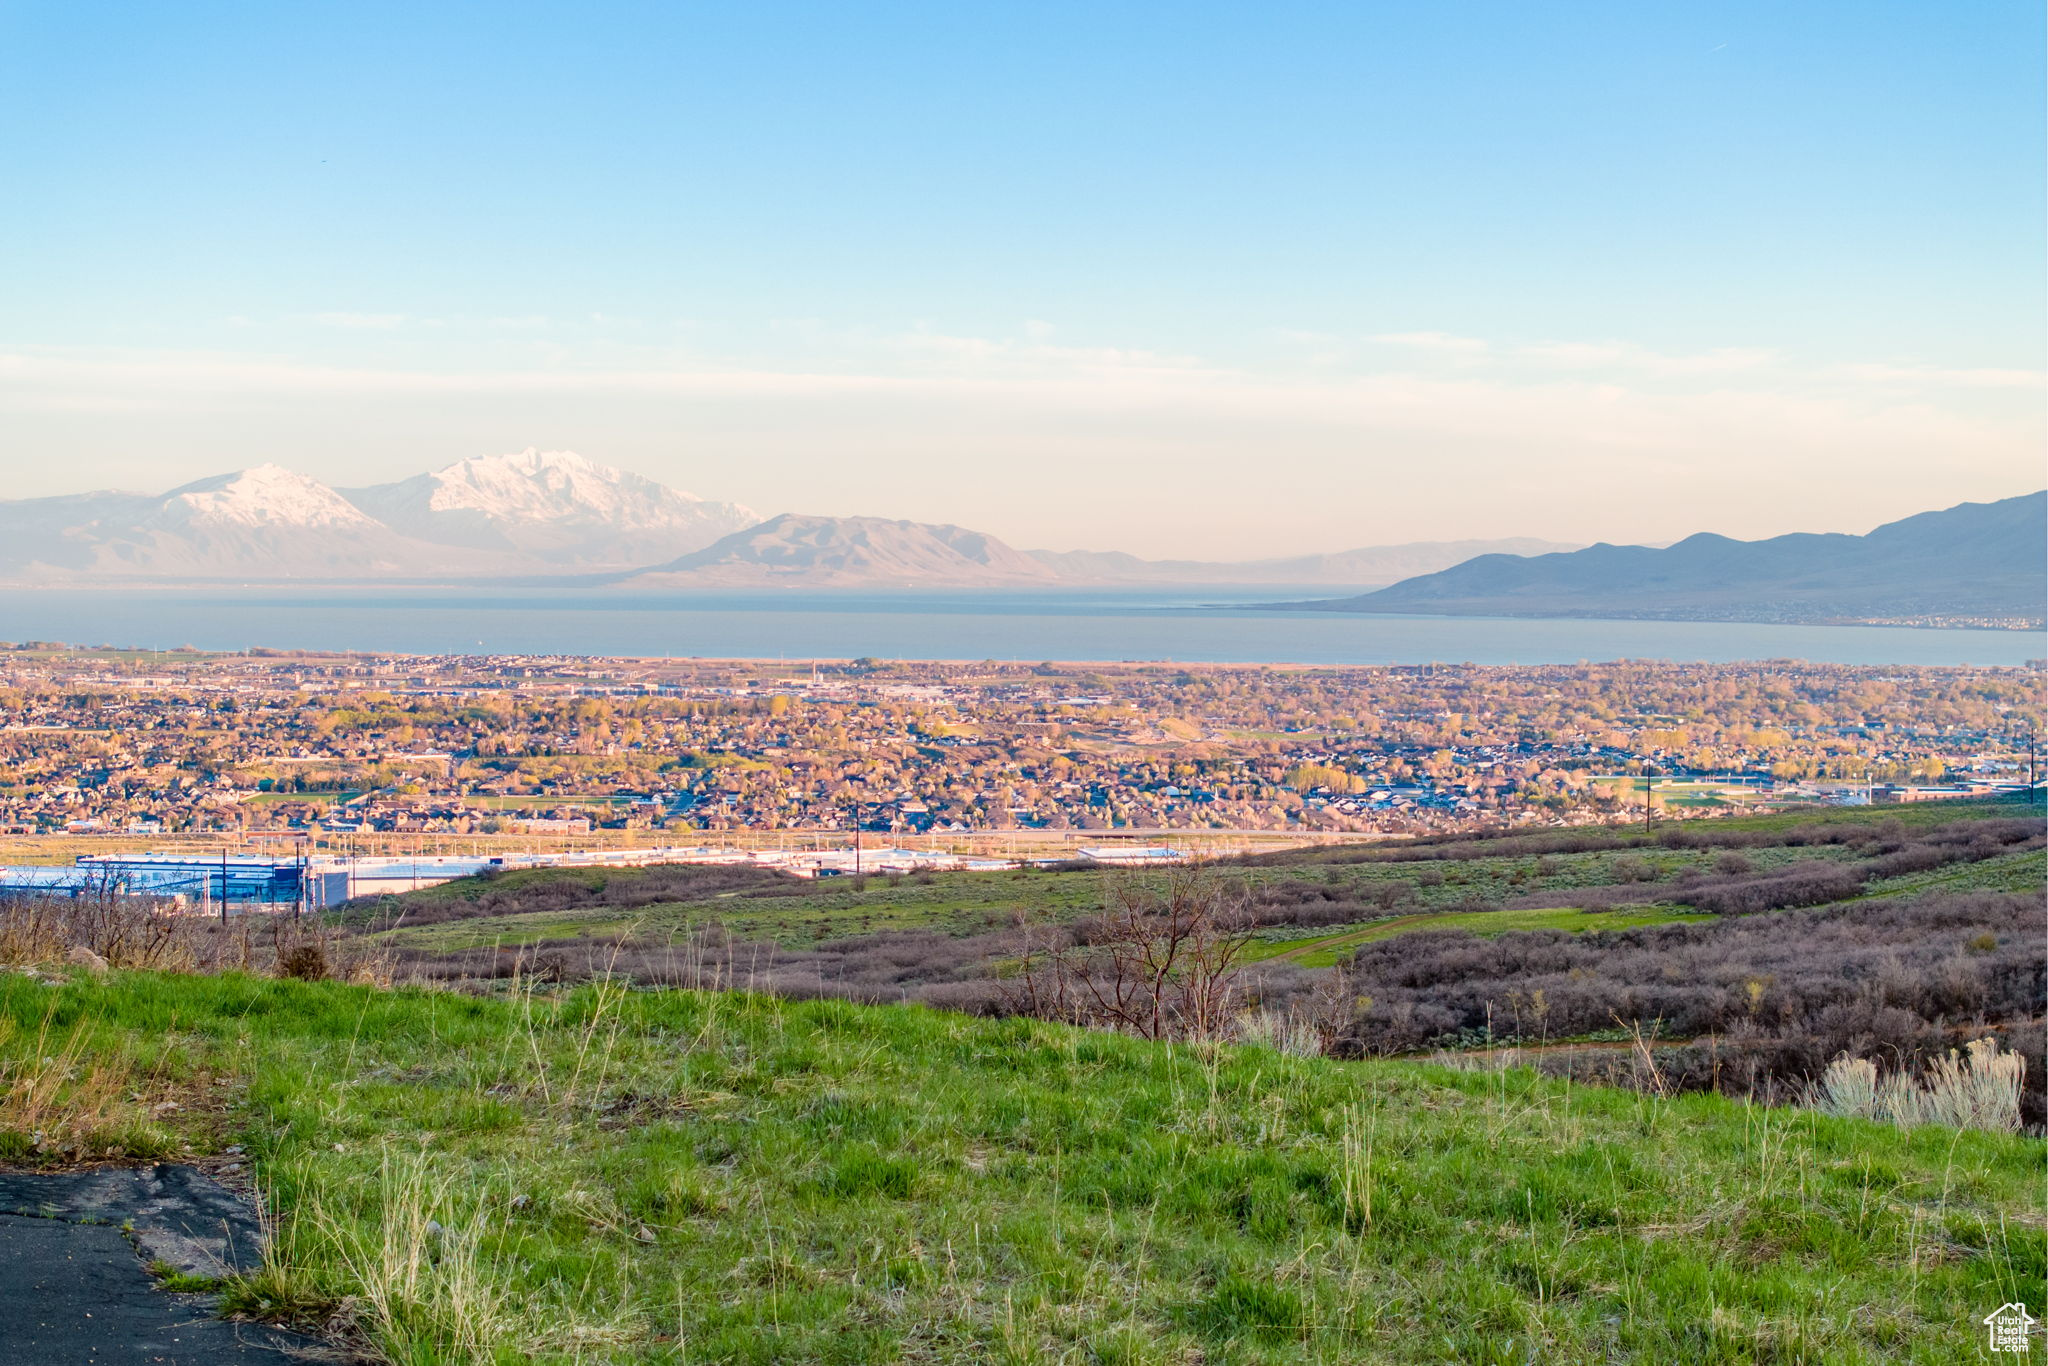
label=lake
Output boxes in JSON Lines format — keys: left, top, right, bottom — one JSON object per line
{"left": 1, "top": 587, "right": 2040, "bottom": 666}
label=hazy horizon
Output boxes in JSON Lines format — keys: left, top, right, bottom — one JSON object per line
{"left": 2, "top": 2, "right": 2041, "bottom": 559}
{"left": 3, "top": 448, "right": 2041, "bottom": 563}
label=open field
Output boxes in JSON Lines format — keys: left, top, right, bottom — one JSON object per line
{"left": 1243, "top": 906, "right": 1716, "bottom": 968}
{"left": 329, "top": 797, "right": 2046, "bottom": 1124}
{"left": 370, "top": 863, "right": 1113, "bottom": 951}
{"left": 364, "top": 853, "right": 1740, "bottom": 955}
{"left": 1587, "top": 775, "right": 1773, "bottom": 811}
{"left": 360, "top": 796, "right": 2039, "bottom": 961}
{"left": 2, "top": 969, "right": 2039, "bottom": 1365}
{"left": 1856, "top": 845, "right": 2046, "bottom": 900}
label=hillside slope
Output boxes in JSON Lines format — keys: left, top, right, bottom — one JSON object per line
{"left": 2, "top": 971, "right": 2036, "bottom": 1364}
{"left": 619, "top": 512, "right": 1064, "bottom": 586}
{"left": 1290, "top": 491, "right": 2047, "bottom": 626}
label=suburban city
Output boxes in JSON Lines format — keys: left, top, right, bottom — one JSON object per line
{"left": 0, "top": 645, "right": 2034, "bottom": 848}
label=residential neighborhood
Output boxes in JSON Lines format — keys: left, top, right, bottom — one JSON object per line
{"left": 0, "top": 645, "right": 2035, "bottom": 848}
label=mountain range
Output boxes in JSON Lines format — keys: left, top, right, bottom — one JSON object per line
{"left": 1287, "top": 491, "right": 2047, "bottom": 628}
{"left": 0, "top": 451, "right": 759, "bottom": 581}
{"left": 340, "top": 449, "right": 758, "bottom": 569}
{"left": 0, "top": 465, "right": 498, "bottom": 581}
{"left": 0, "top": 452, "right": 1571, "bottom": 589}
{"left": 621, "top": 519, "right": 1581, "bottom": 589}
{"left": 0, "top": 453, "right": 2035, "bottom": 628}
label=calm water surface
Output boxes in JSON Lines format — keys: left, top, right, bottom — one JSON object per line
{"left": 3, "top": 588, "right": 2040, "bottom": 666}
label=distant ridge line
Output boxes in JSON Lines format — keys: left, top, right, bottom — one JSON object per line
{"left": 1270, "top": 491, "right": 2048, "bottom": 631}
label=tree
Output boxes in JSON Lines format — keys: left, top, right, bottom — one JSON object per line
{"left": 1004, "top": 866, "right": 1253, "bottom": 1042}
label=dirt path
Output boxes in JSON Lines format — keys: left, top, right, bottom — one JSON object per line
{"left": 1261, "top": 915, "right": 1427, "bottom": 963}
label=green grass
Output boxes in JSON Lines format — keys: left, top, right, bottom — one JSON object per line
{"left": 367, "top": 847, "right": 1790, "bottom": 955}
{"left": 375, "top": 866, "right": 1111, "bottom": 951}
{"left": 1588, "top": 777, "right": 1762, "bottom": 810}
{"left": 2, "top": 970, "right": 2040, "bottom": 1364}
{"left": 149, "top": 1261, "right": 230, "bottom": 1294}
{"left": 1857, "top": 846, "right": 2048, "bottom": 902}
{"left": 365, "top": 795, "right": 2041, "bottom": 959}
{"left": 1675, "top": 793, "right": 2041, "bottom": 835}
{"left": 1244, "top": 906, "right": 1716, "bottom": 967}
{"left": 377, "top": 910, "right": 645, "bottom": 951}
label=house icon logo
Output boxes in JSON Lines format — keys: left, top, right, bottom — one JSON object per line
{"left": 1985, "top": 1303, "right": 2037, "bottom": 1354}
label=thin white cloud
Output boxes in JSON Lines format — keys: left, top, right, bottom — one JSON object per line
{"left": 1368, "top": 331, "right": 1778, "bottom": 376}
{"left": 1368, "top": 330, "right": 1491, "bottom": 355}
{"left": 1831, "top": 362, "right": 2046, "bottom": 390}
{"left": 0, "top": 337, "right": 2033, "bottom": 476}
{"left": 1513, "top": 340, "right": 1778, "bottom": 376}
{"left": 0, "top": 331, "right": 2036, "bottom": 552}
{"left": 0, "top": 337, "right": 2035, "bottom": 426}
{"left": 309, "top": 312, "right": 408, "bottom": 330}
{"left": 889, "top": 329, "right": 1209, "bottom": 377}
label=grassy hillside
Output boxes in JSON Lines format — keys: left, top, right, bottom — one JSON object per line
{"left": 1242, "top": 906, "right": 1715, "bottom": 967}
{"left": 361, "top": 797, "right": 2042, "bottom": 961}
{"left": 2, "top": 969, "right": 2040, "bottom": 1364}
{"left": 369, "top": 861, "right": 1108, "bottom": 951}
{"left": 348, "top": 800, "right": 2043, "bottom": 1030}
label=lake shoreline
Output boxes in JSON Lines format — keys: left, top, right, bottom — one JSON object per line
{"left": 2, "top": 587, "right": 2040, "bottom": 666}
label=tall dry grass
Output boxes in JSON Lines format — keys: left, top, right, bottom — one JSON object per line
{"left": 254, "top": 1152, "right": 527, "bottom": 1364}
{"left": 1231, "top": 1008, "right": 1324, "bottom": 1057}
{"left": 0, "top": 890, "right": 392, "bottom": 985}
{"left": 0, "top": 1007, "right": 183, "bottom": 1161}
{"left": 0, "top": 889, "right": 196, "bottom": 970}
{"left": 1812, "top": 1037, "right": 2026, "bottom": 1133}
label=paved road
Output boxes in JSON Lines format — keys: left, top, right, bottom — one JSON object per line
{"left": 0, "top": 1166, "right": 335, "bottom": 1365}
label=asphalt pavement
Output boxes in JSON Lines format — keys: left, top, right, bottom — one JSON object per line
{"left": 0, "top": 1165, "right": 335, "bottom": 1365}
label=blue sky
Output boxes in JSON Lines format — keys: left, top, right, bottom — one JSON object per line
{"left": 1, "top": 1, "right": 2040, "bottom": 556}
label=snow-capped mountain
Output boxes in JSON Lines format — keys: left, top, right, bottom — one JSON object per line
{"left": 0, "top": 451, "right": 1638, "bottom": 592}
{"left": 0, "top": 452, "right": 757, "bottom": 582}
{"left": 0, "top": 465, "right": 507, "bottom": 581}
{"left": 344, "top": 449, "right": 757, "bottom": 568}
{"left": 150, "top": 465, "right": 381, "bottom": 531}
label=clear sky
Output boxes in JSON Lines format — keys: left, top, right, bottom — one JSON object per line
{"left": 1, "top": 1, "right": 2040, "bottom": 558}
